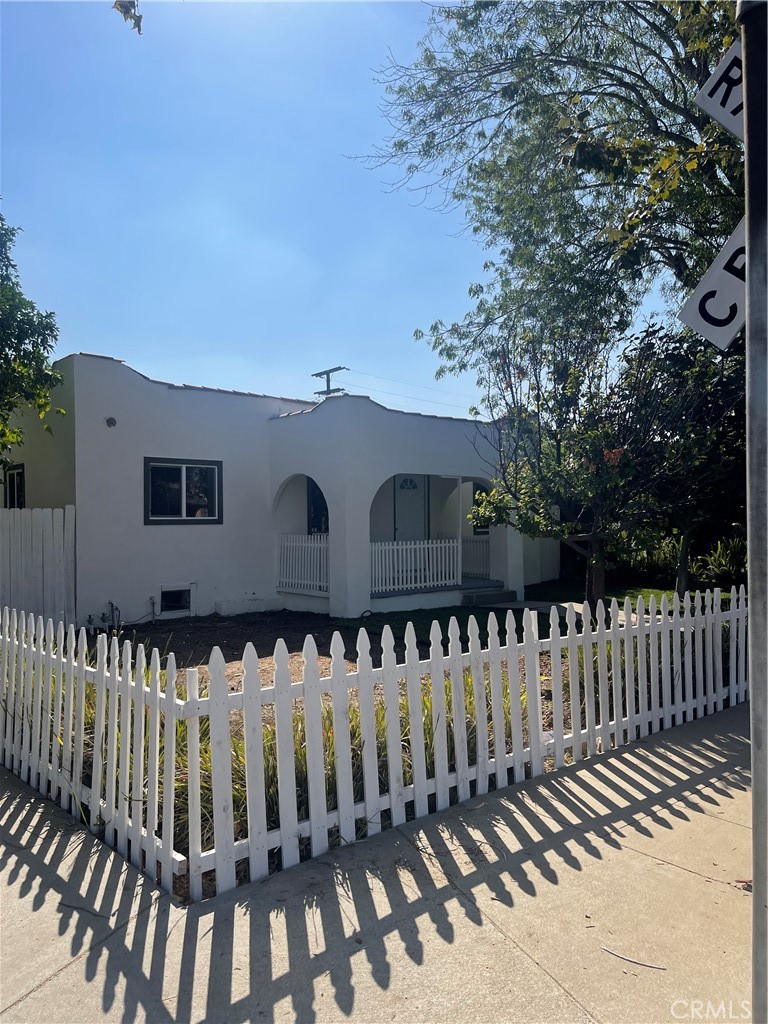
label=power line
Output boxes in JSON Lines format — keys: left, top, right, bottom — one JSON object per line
{"left": 340, "top": 368, "right": 477, "bottom": 401}
{"left": 342, "top": 384, "right": 476, "bottom": 412}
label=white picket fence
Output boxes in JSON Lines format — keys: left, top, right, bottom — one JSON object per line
{"left": 462, "top": 536, "right": 491, "bottom": 578}
{"left": 0, "top": 587, "right": 748, "bottom": 901}
{"left": 277, "top": 533, "right": 329, "bottom": 594}
{"left": 371, "top": 538, "right": 460, "bottom": 593}
{"left": 0, "top": 507, "right": 76, "bottom": 624}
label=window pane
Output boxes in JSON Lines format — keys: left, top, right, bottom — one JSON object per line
{"left": 150, "top": 465, "right": 182, "bottom": 517}
{"left": 186, "top": 466, "right": 216, "bottom": 518}
{"left": 6, "top": 469, "right": 24, "bottom": 510}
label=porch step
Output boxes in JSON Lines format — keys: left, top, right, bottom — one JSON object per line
{"left": 461, "top": 588, "right": 517, "bottom": 606}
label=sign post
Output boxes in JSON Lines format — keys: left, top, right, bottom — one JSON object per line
{"left": 737, "top": 3, "right": 768, "bottom": 1022}
{"left": 680, "top": 8, "right": 766, "bottom": 1016}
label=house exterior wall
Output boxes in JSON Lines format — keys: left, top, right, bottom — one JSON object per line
{"left": 69, "top": 355, "right": 311, "bottom": 625}
{"left": 8, "top": 355, "right": 560, "bottom": 623}
{"left": 7, "top": 357, "right": 76, "bottom": 509}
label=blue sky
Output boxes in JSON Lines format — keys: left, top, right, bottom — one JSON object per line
{"left": 1, "top": 1, "right": 488, "bottom": 414}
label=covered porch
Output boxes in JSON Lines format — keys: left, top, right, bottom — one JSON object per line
{"left": 274, "top": 473, "right": 516, "bottom": 605}
{"left": 368, "top": 473, "right": 498, "bottom": 596}
{"left": 269, "top": 394, "right": 557, "bottom": 617}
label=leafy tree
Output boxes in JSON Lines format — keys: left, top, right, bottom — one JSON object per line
{"left": 373, "top": 0, "right": 746, "bottom": 600}
{"left": 470, "top": 324, "right": 744, "bottom": 606}
{"left": 375, "top": 0, "right": 741, "bottom": 339}
{"left": 0, "top": 214, "right": 61, "bottom": 471}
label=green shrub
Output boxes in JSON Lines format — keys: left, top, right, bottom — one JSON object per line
{"left": 693, "top": 538, "right": 747, "bottom": 588}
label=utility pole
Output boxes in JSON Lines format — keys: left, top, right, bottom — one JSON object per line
{"left": 737, "top": 2, "right": 768, "bottom": 1020}
{"left": 312, "top": 366, "right": 349, "bottom": 398}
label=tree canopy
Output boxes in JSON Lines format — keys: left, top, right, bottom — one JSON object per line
{"left": 374, "top": 0, "right": 742, "bottom": 377}
{"left": 373, "top": 0, "right": 745, "bottom": 600}
{"left": 0, "top": 214, "right": 61, "bottom": 469}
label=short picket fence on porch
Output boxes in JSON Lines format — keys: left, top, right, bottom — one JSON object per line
{"left": 0, "top": 587, "right": 748, "bottom": 900}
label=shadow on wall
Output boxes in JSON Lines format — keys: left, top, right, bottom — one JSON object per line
{"left": 0, "top": 708, "right": 751, "bottom": 1024}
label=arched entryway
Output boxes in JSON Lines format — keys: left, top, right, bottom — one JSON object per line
{"left": 368, "top": 474, "right": 495, "bottom": 595}
{"left": 273, "top": 474, "right": 330, "bottom": 594}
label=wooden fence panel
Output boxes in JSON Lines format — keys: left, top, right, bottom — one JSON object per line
{"left": 0, "top": 507, "right": 76, "bottom": 625}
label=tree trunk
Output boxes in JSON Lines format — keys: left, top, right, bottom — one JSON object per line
{"left": 585, "top": 535, "right": 606, "bottom": 611}
{"left": 676, "top": 526, "right": 692, "bottom": 598}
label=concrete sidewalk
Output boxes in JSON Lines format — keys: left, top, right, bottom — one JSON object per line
{"left": 0, "top": 705, "right": 753, "bottom": 1024}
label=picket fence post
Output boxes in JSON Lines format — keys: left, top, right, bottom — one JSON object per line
{"left": 447, "top": 618, "right": 470, "bottom": 803}
{"left": 486, "top": 612, "right": 509, "bottom": 787}
{"left": 682, "top": 593, "right": 695, "bottom": 722}
{"left": 186, "top": 666, "right": 204, "bottom": 901}
{"left": 273, "top": 639, "right": 300, "bottom": 869}
{"left": 90, "top": 634, "right": 108, "bottom": 835}
{"left": 404, "top": 621, "right": 429, "bottom": 815}
{"left": 330, "top": 632, "right": 356, "bottom": 846}
{"left": 429, "top": 621, "right": 450, "bottom": 811}
{"left": 595, "top": 602, "right": 611, "bottom": 751}
{"left": 356, "top": 627, "right": 382, "bottom": 836}
{"left": 565, "top": 604, "right": 583, "bottom": 759}
{"left": 523, "top": 609, "right": 543, "bottom": 776}
{"left": 242, "top": 642, "right": 268, "bottom": 881}
{"left": 302, "top": 634, "right": 329, "bottom": 860}
{"left": 208, "top": 646, "right": 237, "bottom": 894}
{"left": 467, "top": 615, "right": 490, "bottom": 796}
{"left": 144, "top": 648, "right": 162, "bottom": 882}
{"left": 160, "top": 653, "right": 178, "bottom": 892}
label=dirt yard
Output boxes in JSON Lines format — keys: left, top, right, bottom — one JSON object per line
{"left": 112, "top": 605, "right": 527, "bottom": 687}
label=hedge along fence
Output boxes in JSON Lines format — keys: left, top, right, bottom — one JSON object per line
{"left": 0, "top": 587, "right": 748, "bottom": 901}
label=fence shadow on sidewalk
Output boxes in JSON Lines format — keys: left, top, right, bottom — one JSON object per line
{"left": 0, "top": 706, "right": 751, "bottom": 1024}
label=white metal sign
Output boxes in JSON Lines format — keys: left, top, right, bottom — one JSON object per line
{"left": 694, "top": 40, "right": 744, "bottom": 141}
{"left": 678, "top": 218, "right": 746, "bottom": 349}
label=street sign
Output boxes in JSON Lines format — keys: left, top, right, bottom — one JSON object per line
{"left": 678, "top": 218, "right": 746, "bottom": 348}
{"left": 680, "top": 42, "right": 746, "bottom": 349}
{"left": 695, "top": 39, "right": 744, "bottom": 140}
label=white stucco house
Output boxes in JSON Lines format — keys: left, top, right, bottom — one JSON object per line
{"left": 5, "top": 353, "right": 559, "bottom": 626}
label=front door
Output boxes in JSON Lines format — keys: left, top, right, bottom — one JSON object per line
{"left": 394, "top": 475, "right": 427, "bottom": 541}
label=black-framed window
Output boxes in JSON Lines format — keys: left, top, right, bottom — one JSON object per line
{"left": 144, "top": 458, "right": 223, "bottom": 524}
{"left": 4, "top": 464, "right": 25, "bottom": 509}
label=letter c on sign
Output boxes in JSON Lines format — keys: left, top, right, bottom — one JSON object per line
{"left": 699, "top": 289, "right": 738, "bottom": 328}
{"left": 671, "top": 1000, "right": 689, "bottom": 1020}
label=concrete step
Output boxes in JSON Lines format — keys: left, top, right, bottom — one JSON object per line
{"left": 461, "top": 588, "right": 517, "bottom": 606}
